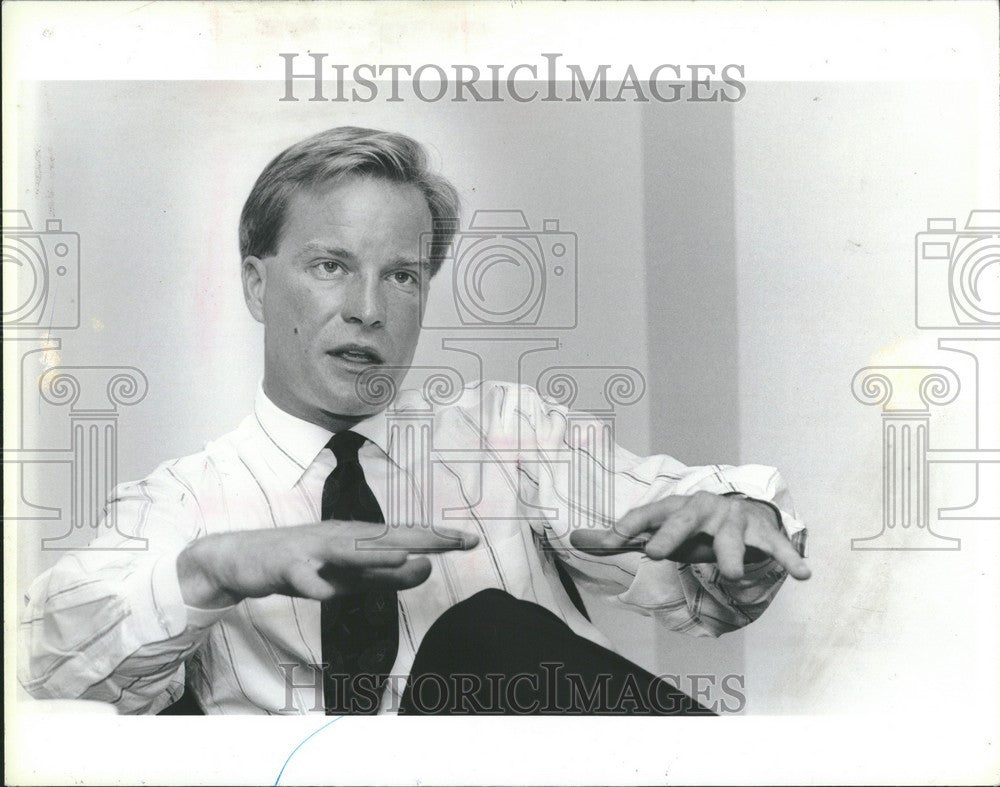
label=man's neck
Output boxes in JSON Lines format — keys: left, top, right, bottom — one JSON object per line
{"left": 261, "top": 379, "right": 381, "bottom": 434}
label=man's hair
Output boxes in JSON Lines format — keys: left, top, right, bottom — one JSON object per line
{"left": 238, "top": 126, "right": 460, "bottom": 274}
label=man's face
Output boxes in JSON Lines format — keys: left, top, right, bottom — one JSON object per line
{"left": 245, "top": 176, "right": 432, "bottom": 425}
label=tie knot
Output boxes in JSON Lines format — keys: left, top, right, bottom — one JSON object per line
{"left": 327, "top": 430, "right": 366, "bottom": 465}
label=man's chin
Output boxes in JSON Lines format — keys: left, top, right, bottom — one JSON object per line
{"left": 319, "top": 372, "right": 399, "bottom": 415}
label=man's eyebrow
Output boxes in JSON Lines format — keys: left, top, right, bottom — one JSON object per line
{"left": 392, "top": 256, "right": 431, "bottom": 269}
{"left": 299, "top": 242, "right": 356, "bottom": 259}
{"left": 297, "top": 243, "right": 429, "bottom": 270}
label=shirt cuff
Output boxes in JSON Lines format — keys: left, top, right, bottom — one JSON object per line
{"left": 140, "top": 549, "right": 237, "bottom": 635}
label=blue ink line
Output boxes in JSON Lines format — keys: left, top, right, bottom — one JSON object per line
{"left": 274, "top": 716, "right": 343, "bottom": 785}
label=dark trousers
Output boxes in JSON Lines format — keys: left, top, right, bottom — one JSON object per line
{"left": 162, "top": 589, "right": 716, "bottom": 715}
{"left": 399, "top": 589, "right": 714, "bottom": 715}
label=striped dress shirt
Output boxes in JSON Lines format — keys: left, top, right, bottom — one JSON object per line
{"left": 19, "top": 381, "right": 806, "bottom": 714}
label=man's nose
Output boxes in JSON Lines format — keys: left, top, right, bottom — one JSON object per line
{"left": 341, "top": 274, "right": 386, "bottom": 328}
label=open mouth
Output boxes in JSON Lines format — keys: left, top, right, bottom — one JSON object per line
{"left": 327, "top": 344, "right": 385, "bottom": 366}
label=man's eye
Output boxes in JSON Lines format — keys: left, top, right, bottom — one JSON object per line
{"left": 316, "top": 260, "right": 344, "bottom": 275}
{"left": 392, "top": 270, "right": 418, "bottom": 286}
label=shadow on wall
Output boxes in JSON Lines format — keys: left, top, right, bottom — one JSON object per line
{"left": 585, "top": 98, "right": 745, "bottom": 704}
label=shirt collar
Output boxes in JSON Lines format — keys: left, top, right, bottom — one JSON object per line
{"left": 253, "top": 385, "right": 392, "bottom": 489}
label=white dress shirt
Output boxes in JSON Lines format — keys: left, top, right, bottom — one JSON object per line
{"left": 19, "top": 381, "right": 806, "bottom": 714}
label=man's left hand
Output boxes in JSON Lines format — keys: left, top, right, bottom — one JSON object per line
{"left": 570, "top": 491, "right": 811, "bottom": 581}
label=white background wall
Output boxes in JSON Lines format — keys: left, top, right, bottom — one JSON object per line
{"left": 734, "top": 81, "right": 999, "bottom": 714}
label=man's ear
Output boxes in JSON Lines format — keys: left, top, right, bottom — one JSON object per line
{"left": 242, "top": 256, "right": 266, "bottom": 324}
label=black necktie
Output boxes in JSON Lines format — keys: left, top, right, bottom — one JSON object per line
{"left": 319, "top": 430, "right": 399, "bottom": 715}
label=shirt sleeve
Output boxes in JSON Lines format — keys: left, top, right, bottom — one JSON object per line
{"left": 512, "top": 384, "right": 807, "bottom": 638}
{"left": 18, "top": 462, "right": 232, "bottom": 714}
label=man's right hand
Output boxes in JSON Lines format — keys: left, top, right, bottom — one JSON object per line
{"left": 176, "top": 522, "right": 478, "bottom": 609}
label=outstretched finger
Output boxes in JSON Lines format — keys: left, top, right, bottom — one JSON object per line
{"left": 572, "top": 496, "right": 690, "bottom": 553}
{"left": 358, "top": 557, "right": 434, "bottom": 590}
{"left": 712, "top": 512, "right": 748, "bottom": 580}
{"left": 748, "top": 525, "right": 811, "bottom": 580}
{"left": 616, "top": 496, "right": 690, "bottom": 540}
{"left": 569, "top": 527, "right": 643, "bottom": 555}
{"left": 321, "top": 543, "right": 411, "bottom": 569}
{"left": 571, "top": 496, "right": 708, "bottom": 555}
{"left": 642, "top": 501, "right": 712, "bottom": 560}
{"left": 356, "top": 525, "right": 479, "bottom": 554}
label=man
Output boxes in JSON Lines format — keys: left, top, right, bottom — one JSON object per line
{"left": 19, "top": 127, "right": 809, "bottom": 716}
